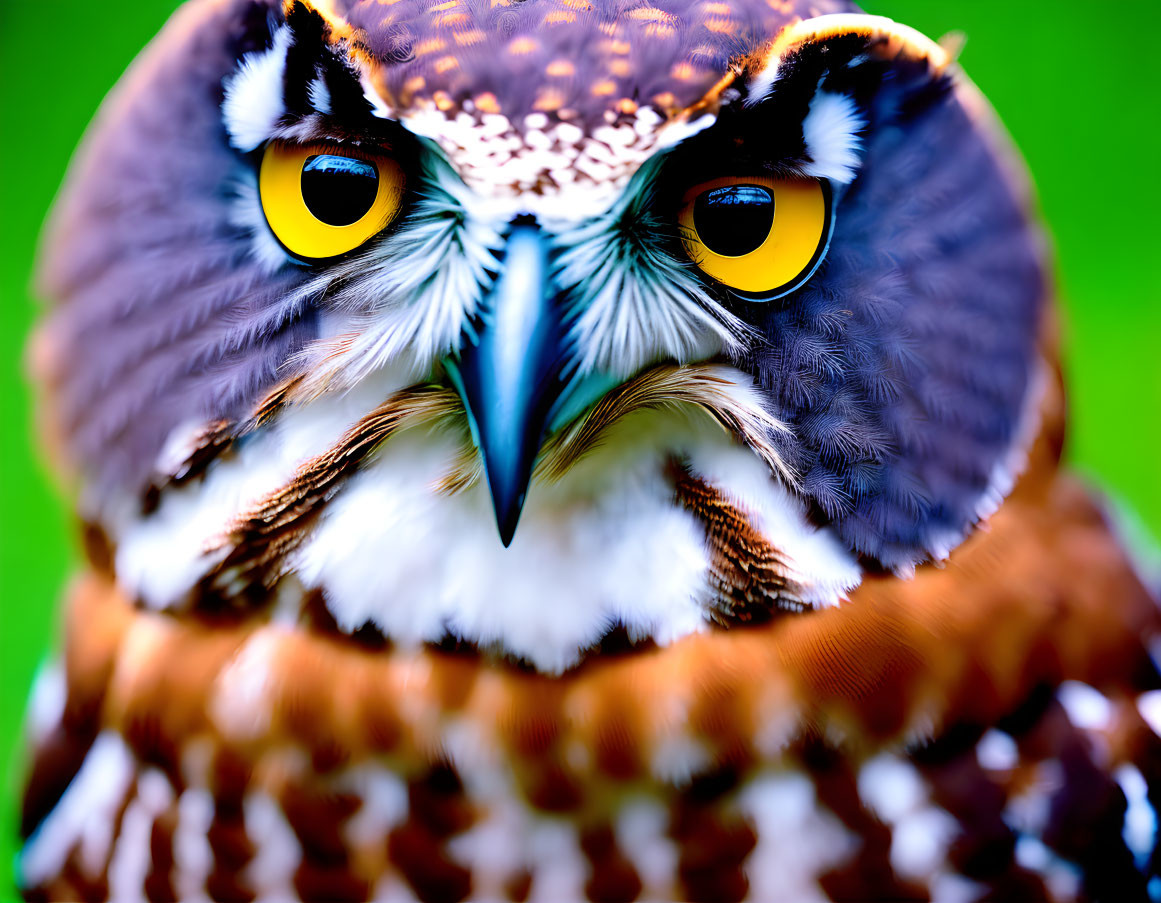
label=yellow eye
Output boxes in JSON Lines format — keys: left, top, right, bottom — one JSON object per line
{"left": 258, "top": 141, "right": 405, "bottom": 260}
{"left": 678, "top": 176, "right": 832, "bottom": 297}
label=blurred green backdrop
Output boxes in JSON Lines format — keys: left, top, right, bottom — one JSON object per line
{"left": 1, "top": 0, "right": 1158, "bottom": 892}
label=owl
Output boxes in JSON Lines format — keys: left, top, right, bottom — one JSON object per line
{"left": 16, "top": 0, "right": 1161, "bottom": 900}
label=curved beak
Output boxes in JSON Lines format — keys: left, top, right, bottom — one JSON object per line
{"left": 444, "top": 220, "right": 569, "bottom": 546}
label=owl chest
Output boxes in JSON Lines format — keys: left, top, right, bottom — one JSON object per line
{"left": 21, "top": 725, "right": 877, "bottom": 902}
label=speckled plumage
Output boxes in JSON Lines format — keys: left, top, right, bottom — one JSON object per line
{"left": 19, "top": 0, "right": 1161, "bottom": 900}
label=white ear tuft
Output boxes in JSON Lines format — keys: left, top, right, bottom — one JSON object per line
{"left": 801, "top": 91, "right": 864, "bottom": 184}
{"left": 221, "top": 26, "right": 294, "bottom": 152}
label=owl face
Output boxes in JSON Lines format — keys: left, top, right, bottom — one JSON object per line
{"left": 35, "top": 0, "right": 1046, "bottom": 672}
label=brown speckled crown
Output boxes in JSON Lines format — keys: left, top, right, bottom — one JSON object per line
{"left": 327, "top": 0, "right": 857, "bottom": 123}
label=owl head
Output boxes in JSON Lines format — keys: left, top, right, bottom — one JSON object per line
{"left": 33, "top": 0, "right": 1047, "bottom": 671}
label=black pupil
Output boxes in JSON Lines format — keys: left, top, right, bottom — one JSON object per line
{"left": 301, "top": 154, "right": 379, "bottom": 226}
{"left": 693, "top": 185, "right": 774, "bottom": 257}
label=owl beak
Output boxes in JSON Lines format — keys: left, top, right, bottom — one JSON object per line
{"left": 444, "top": 220, "right": 569, "bottom": 547}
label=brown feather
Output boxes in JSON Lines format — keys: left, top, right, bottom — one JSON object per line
{"left": 669, "top": 459, "right": 805, "bottom": 623}
{"left": 200, "top": 384, "right": 461, "bottom": 600}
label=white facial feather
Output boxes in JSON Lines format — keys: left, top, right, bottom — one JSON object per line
{"left": 278, "top": 158, "right": 503, "bottom": 396}
{"left": 164, "top": 46, "right": 872, "bottom": 671}
{"left": 398, "top": 104, "right": 700, "bottom": 222}
{"left": 236, "top": 145, "right": 747, "bottom": 402}
{"left": 221, "top": 25, "right": 293, "bottom": 153}
{"left": 228, "top": 171, "right": 291, "bottom": 274}
{"left": 111, "top": 364, "right": 417, "bottom": 609}
{"left": 800, "top": 91, "right": 865, "bottom": 184}
{"left": 555, "top": 166, "right": 749, "bottom": 380}
{"left": 685, "top": 439, "right": 862, "bottom": 608}
{"left": 293, "top": 411, "right": 715, "bottom": 674}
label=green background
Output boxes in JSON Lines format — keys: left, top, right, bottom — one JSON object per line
{"left": 1, "top": 0, "right": 1158, "bottom": 893}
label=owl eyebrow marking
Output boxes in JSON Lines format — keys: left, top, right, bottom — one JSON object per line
{"left": 693, "top": 14, "right": 954, "bottom": 188}
{"left": 799, "top": 91, "right": 864, "bottom": 184}
{"left": 307, "top": 71, "right": 332, "bottom": 115}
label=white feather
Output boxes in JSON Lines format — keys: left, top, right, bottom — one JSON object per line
{"left": 210, "top": 626, "right": 283, "bottom": 742}
{"left": 739, "top": 772, "right": 858, "bottom": 902}
{"left": 524, "top": 819, "right": 587, "bottom": 903}
{"left": 656, "top": 112, "right": 717, "bottom": 148}
{"left": 339, "top": 766, "right": 410, "bottom": 850}
{"left": 685, "top": 436, "right": 862, "bottom": 608}
{"left": 294, "top": 412, "right": 714, "bottom": 673}
{"left": 1058, "top": 680, "right": 1113, "bottom": 731}
{"left": 890, "top": 806, "right": 959, "bottom": 880}
{"left": 650, "top": 734, "right": 712, "bottom": 785}
{"left": 173, "top": 788, "right": 214, "bottom": 903}
{"left": 857, "top": 753, "right": 926, "bottom": 825}
{"left": 616, "top": 798, "right": 679, "bottom": 897}
{"left": 118, "top": 357, "right": 862, "bottom": 672}
{"left": 556, "top": 167, "right": 748, "bottom": 380}
{"left": 1014, "top": 837, "right": 1082, "bottom": 902}
{"left": 1116, "top": 764, "right": 1158, "bottom": 866}
{"left": 1138, "top": 690, "right": 1161, "bottom": 737}
{"left": 108, "top": 770, "right": 174, "bottom": 903}
{"left": 975, "top": 729, "right": 1019, "bottom": 772}
{"left": 307, "top": 74, "right": 331, "bottom": 115}
{"left": 295, "top": 374, "right": 859, "bottom": 672}
{"left": 229, "top": 170, "right": 293, "bottom": 273}
{"left": 361, "top": 72, "right": 395, "bottom": 119}
{"left": 243, "top": 789, "right": 303, "bottom": 900}
{"left": 26, "top": 660, "right": 66, "bottom": 746}
{"left": 444, "top": 766, "right": 530, "bottom": 898}
{"left": 398, "top": 107, "right": 670, "bottom": 222}
{"left": 221, "top": 26, "right": 293, "bottom": 153}
{"left": 113, "top": 364, "right": 416, "bottom": 609}
{"left": 801, "top": 91, "right": 864, "bottom": 184}
{"left": 21, "top": 732, "right": 135, "bottom": 888}
{"left": 283, "top": 159, "right": 503, "bottom": 395}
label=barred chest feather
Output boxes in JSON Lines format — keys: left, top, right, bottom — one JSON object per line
{"left": 20, "top": 456, "right": 1161, "bottom": 902}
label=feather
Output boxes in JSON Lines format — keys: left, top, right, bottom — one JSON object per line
{"left": 203, "top": 384, "right": 462, "bottom": 597}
